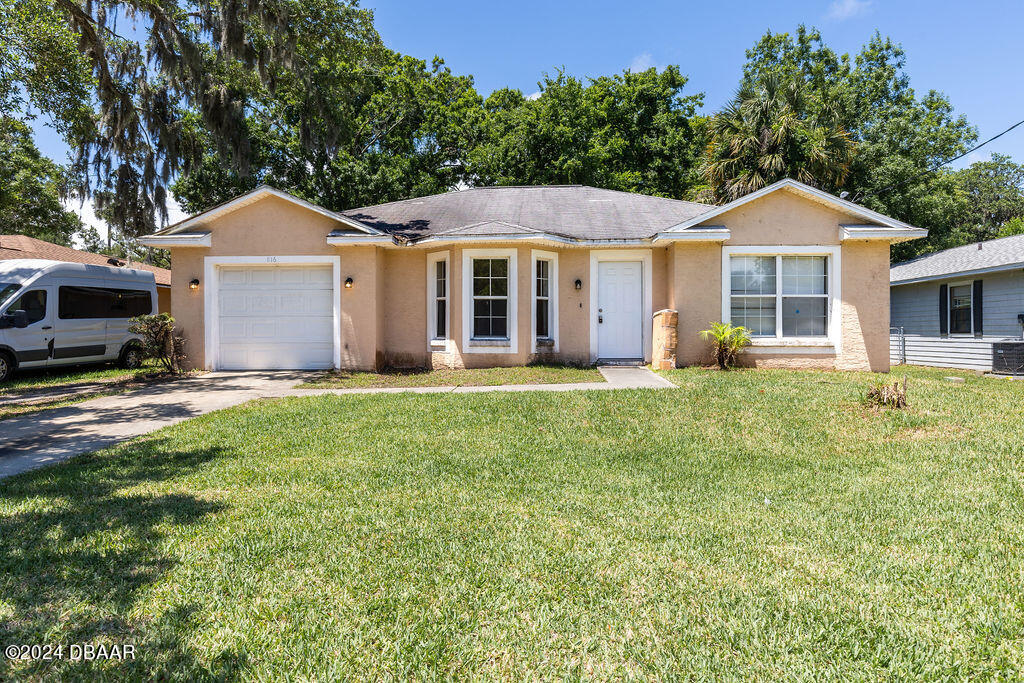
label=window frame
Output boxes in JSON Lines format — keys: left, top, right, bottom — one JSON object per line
{"left": 947, "top": 281, "right": 973, "bottom": 336}
{"left": 531, "top": 250, "right": 559, "bottom": 352}
{"left": 461, "top": 248, "right": 518, "bottom": 354}
{"left": 721, "top": 246, "right": 842, "bottom": 350}
{"left": 426, "top": 251, "right": 450, "bottom": 349}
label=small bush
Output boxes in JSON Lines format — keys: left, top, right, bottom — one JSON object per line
{"left": 866, "top": 376, "right": 908, "bottom": 409}
{"left": 698, "top": 322, "right": 752, "bottom": 370}
{"left": 128, "top": 313, "right": 188, "bottom": 374}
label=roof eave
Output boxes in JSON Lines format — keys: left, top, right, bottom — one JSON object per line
{"left": 891, "top": 261, "right": 1024, "bottom": 286}
{"left": 138, "top": 232, "right": 212, "bottom": 247}
{"left": 840, "top": 225, "right": 928, "bottom": 243}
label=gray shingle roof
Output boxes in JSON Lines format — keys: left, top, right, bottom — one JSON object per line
{"left": 341, "top": 185, "right": 713, "bottom": 241}
{"left": 891, "top": 234, "right": 1024, "bottom": 284}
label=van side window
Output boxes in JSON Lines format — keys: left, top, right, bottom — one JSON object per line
{"left": 8, "top": 290, "right": 47, "bottom": 324}
{"left": 58, "top": 286, "right": 152, "bottom": 319}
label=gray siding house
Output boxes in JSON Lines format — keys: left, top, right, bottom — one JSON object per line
{"left": 890, "top": 235, "right": 1024, "bottom": 370}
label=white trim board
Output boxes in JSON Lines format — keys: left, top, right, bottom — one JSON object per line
{"left": 461, "top": 248, "right": 518, "bottom": 355}
{"left": 589, "top": 249, "right": 653, "bottom": 363}
{"left": 426, "top": 250, "right": 450, "bottom": 352}
{"left": 721, "top": 245, "right": 843, "bottom": 354}
{"left": 203, "top": 255, "right": 342, "bottom": 370}
{"left": 531, "top": 249, "right": 559, "bottom": 353}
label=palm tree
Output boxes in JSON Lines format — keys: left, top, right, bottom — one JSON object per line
{"left": 702, "top": 76, "right": 854, "bottom": 202}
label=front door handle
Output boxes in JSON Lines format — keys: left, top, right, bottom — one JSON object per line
{"left": 598, "top": 315, "right": 603, "bottom": 324}
{"left": 41, "top": 326, "right": 52, "bottom": 330}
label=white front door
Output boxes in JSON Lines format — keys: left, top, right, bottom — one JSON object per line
{"left": 216, "top": 265, "right": 334, "bottom": 370}
{"left": 597, "top": 261, "right": 643, "bottom": 360}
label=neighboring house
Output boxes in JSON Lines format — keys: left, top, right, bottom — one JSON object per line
{"left": 139, "top": 178, "right": 925, "bottom": 372}
{"left": 0, "top": 234, "right": 171, "bottom": 313}
{"left": 890, "top": 234, "right": 1024, "bottom": 371}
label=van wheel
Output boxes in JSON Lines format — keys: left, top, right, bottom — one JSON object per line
{"left": 0, "top": 352, "right": 13, "bottom": 383}
{"left": 119, "top": 345, "right": 143, "bottom": 369}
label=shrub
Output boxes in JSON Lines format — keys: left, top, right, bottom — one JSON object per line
{"left": 866, "top": 376, "right": 908, "bottom": 409}
{"left": 128, "top": 313, "right": 188, "bottom": 374}
{"left": 698, "top": 322, "right": 752, "bottom": 370}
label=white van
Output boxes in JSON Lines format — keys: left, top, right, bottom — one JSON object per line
{"left": 0, "top": 259, "right": 159, "bottom": 382}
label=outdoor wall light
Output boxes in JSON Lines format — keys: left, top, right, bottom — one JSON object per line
{"left": 189, "top": 278, "right": 200, "bottom": 290}
{"left": 574, "top": 278, "right": 583, "bottom": 290}
{"left": 344, "top": 277, "right": 354, "bottom": 289}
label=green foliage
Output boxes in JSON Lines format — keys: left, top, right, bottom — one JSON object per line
{"left": 1, "top": 0, "right": 379, "bottom": 236}
{"left": 951, "top": 154, "right": 1024, "bottom": 243}
{"left": 727, "top": 27, "right": 981, "bottom": 261}
{"left": 702, "top": 75, "right": 853, "bottom": 201}
{"left": 0, "top": 117, "right": 82, "bottom": 244}
{"left": 698, "top": 321, "right": 752, "bottom": 369}
{"left": 173, "top": 51, "right": 481, "bottom": 213}
{"left": 467, "top": 67, "right": 705, "bottom": 198}
{"left": 997, "top": 216, "right": 1024, "bottom": 238}
{"left": 128, "top": 313, "right": 187, "bottom": 374}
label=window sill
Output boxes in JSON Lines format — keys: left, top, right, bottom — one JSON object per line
{"left": 746, "top": 338, "right": 835, "bottom": 355}
{"left": 429, "top": 339, "right": 448, "bottom": 350}
{"left": 469, "top": 338, "right": 511, "bottom": 348}
{"left": 749, "top": 337, "right": 833, "bottom": 347}
{"left": 536, "top": 338, "right": 555, "bottom": 348}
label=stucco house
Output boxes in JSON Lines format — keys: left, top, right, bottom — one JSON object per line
{"left": 138, "top": 178, "right": 925, "bottom": 372}
{"left": 890, "top": 234, "right": 1024, "bottom": 371}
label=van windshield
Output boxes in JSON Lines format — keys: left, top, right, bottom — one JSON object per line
{"left": 0, "top": 283, "right": 20, "bottom": 309}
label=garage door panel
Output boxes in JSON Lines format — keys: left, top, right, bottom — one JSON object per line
{"left": 215, "top": 264, "right": 334, "bottom": 370}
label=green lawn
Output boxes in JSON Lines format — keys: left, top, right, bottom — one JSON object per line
{"left": 0, "top": 361, "right": 164, "bottom": 395}
{"left": 299, "top": 363, "right": 604, "bottom": 388}
{"left": 1, "top": 366, "right": 1023, "bottom": 679}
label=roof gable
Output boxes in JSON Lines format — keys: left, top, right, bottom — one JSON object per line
{"left": 156, "top": 186, "right": 381, "bottom": 236}
{"left": 667, "top": 179, "right": 923, "bottom": 236}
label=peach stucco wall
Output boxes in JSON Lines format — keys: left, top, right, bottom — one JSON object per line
{"left": 166, "top": 189, "right": 893, "bottom": 373}
{"left": 674, "top": 187, "right": 892, "bottom": 371}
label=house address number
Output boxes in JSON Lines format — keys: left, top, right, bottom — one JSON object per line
{"left": 265, "top": 256, "right": 278, "bottom": 263}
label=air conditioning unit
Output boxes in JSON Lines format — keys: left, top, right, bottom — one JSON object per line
{"left": 993, "top": 340, "right": 1024, "bottom": 376}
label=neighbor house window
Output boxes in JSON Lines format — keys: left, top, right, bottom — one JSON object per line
{"left": 472, "top": 257, "right": 509, "bottom": 338}
{"left": 426, "top": 252, "right": 449, "bottom": 344}
{"left": 949, "top": 284, "right": 972, "bottom": 334}
{"left": 728, "top": 252, "right": 832, "bottom": 339}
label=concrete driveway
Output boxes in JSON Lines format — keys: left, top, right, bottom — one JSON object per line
{"left": 0, "top": 366, "right": 674, "bottom": 479}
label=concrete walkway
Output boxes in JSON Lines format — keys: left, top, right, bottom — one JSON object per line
{"left": 0, "top": 366, "right": 673, "bottom": 479}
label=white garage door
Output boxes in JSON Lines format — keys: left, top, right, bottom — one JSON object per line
{"left": 216, "top": 265, "right": 334, "bottom": 370}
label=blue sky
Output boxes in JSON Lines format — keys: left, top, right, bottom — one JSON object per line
{"left": 29, "top": 0, "right": 1024, "bottom": 229}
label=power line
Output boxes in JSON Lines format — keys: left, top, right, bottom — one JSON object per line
{"left": 862, "top": 116, "right": 1024, "bottom": 200}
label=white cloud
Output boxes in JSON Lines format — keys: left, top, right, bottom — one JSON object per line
{"left": 629, "top": 52, "right": 656, "bottom": 72}
{"left": 825, "top": 0, "right": 871, "bottom": 21}
{"left": 526, "top": 91, "right": 542, "bottom": 101}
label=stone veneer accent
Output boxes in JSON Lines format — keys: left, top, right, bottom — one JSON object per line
{"left": 652, "top": 309, "right": 679, "bottom": 370}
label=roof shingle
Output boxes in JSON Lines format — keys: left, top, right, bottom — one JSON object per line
{"left": 891, "top": 234, "right": 1024, "bottom": 284}
{"left": 341, "top": 185, "right": 714, "bottom": 240}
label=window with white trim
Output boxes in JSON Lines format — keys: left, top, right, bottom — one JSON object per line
{"left": 730, "top": 254, "right": 829, "bottom": 337}
{"left": 949, "top": 284, "right": 972, "bottom": 335}
{"left": 426, "top": 252, "right": 449, "bottom": 344}
{"left": 472, "top": 257, "right": 509, "bottom": 339}
{"left": 535, "top": 259, "right": 551, "bottom": 339}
